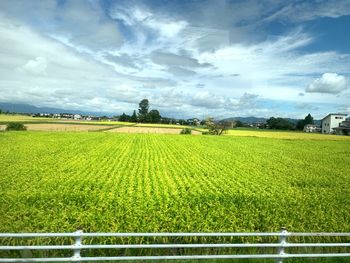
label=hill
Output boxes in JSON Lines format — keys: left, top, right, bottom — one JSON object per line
{"left": 0, "top": 102, "right": 112, "bottom": 116}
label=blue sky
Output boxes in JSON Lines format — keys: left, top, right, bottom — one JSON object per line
{"left": 0, "top": 0, "right": 349, "bottom": 119}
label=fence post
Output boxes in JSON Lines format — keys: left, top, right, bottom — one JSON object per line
{"left": 73, "top": 230, "right": 83, "bottom": 262}
{"left": 276, "top": 227, "right": 288, "bottom": 263}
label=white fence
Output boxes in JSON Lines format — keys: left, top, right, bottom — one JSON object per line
{"left": 0, "top": 228, "right": 350, "bottom": 262}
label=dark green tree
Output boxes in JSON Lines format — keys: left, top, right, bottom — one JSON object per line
{"left": 304, "top": 113, "right": 314, "bottom": 125}
{"left": 235, "top": 120, "right": 244, "bottom": 127}
{"left": 296, "top": 113, "right": 314, "bottom": 130}
{"left": 178, "top": 119, "right": 187, "bottom": 125}
{"left": 130, "top": 110, "right": 138, "bottom": 122}
{"left": 6, "top": 122, "right": 27, "bottom": 131}
{"left": 0, "top": 109, "right": 2, "bottom": 114}
{"left": 138, "top": 99, "right": 149, "bottom": 122}
{"left": 119, "top": 113, "right": 130, "bottom": 122}
{"left": 149, "top": 109, "right": 161, "bottom": 123}
{"left": 267, "top": 117, "right": 294, "bottom": 130}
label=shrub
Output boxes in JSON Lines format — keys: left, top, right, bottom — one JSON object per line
{"left": 180, "top": 128, "right": 192, "bottom": 134}
{"left": 6, "top": 122, "right": 27, "bottom": 131}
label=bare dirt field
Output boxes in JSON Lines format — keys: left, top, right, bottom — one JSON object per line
{"left": 24, "top": 124, "right": 108, "bottom": 132}
{"left": 108, "top": 126, "right": 201, "bottom": 135}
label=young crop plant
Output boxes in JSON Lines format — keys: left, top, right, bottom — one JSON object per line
{"left": 0, "top": 132, "right": 349, "bottom": 236}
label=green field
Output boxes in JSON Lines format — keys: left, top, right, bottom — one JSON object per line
{"left": 1, "top": 131, "right": 349, "bottom": 234}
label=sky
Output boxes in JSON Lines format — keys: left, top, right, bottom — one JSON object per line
{"left": 0, "top": 0, "right": 349, "bottom": 119}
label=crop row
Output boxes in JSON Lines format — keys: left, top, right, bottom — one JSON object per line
{"left": 0, "top": 132, "right": 349, "bottom": 234}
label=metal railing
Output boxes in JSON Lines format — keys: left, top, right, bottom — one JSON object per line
{"left": 0, "top": 228, "right": 349, "bottom": 262}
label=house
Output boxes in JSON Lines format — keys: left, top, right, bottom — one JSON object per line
{"left": 303, "top": 124, "right": 321, "bottom": 133}
{"left": 187, "top": 118, "right": 201, "bottom": 126}
{"left": 85, "top": 116, "right": 100, "bottom": 121}
{"left": 321, "top": 113, "right": 347, "bottom": 134}
{"left": 60, "top": 113, "right": 74, "bottom": 119}
{"left": 250, "top": 122, "right": 264, "bottom": 128}
{"left": 333, "top": 120, "right": 350, "bottom": 136}
{"left": 73, "top": 114, "right": 82, "bottom": 120}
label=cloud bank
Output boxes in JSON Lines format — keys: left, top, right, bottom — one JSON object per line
{"left": 0, "top": 0, "right": 349, "bottom": 119}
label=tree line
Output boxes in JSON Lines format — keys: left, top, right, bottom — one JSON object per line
{"left": 117, "top": 100, "right": 316, "bottom": 131}
{"left": 118, "top": 99, "right": 162, "bottom": 123}
{"left": 118, "top": 99, "right": 205, "bottom": 125}
{"left": 266, "top": 114, "right": 314, "bottom": 130}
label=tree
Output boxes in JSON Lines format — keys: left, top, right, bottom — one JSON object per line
{"left": 178, "top": 119, "right": 188, "bottom": 125}
{"left": 180, "top": 128, "right": 192, "bottom": 134}
{"left": 138, "top": 99, "right": 149, "bottom": 122}
{"left": 149, "top": 109, "right": 161, "bottom": 123}
{"left": 204, "top": 118, "right": 231, "bottom": 135}
{"left": 296, "top": 113, "right": 314, "bottom": 130}
{"left": 304, "top": 113, "right": 314, "bottom": 125}
{"left": 267, "top": 117, "right": 294, "bottom": 130}
{"left": 0, "top": 109, "right": 2, "bottom": 114}
{"left": 235, "top": 120, "right": 245, "bottom": 127}
{"left": 119, "top": 113, "right": 130, "bottom": 122}
{"left": 130, "top": 110, "right": 138, "bottom": 122}
{"left": 6, "top": 122, "right": 27, "bottom": 131}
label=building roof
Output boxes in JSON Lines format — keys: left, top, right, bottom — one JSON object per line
{"left": 333, "top": 127, "right": 350, "bottom": 131}
{"left": 321, "top": 113, "right": 348, "bottom": 121}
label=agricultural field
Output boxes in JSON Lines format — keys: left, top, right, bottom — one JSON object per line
{"left": 23, "top": 124, "right": 110, "bottom": 132}
{"left": 0, "top": 114, "right": 54, "bottom": 123}
{"left": 135, "top": 123, "right": 192, "bottom": 129}
{"left": 0, "top": 114, "right": 132, "bottom": 126}
{"left": 226, "top": 128, "right": 350, "bottom": 141}
{"left": 108, "top": 126, "right": 202, "bottom": 134}
{"left": 0, "top": 131, "right": 349, "bottom": 235}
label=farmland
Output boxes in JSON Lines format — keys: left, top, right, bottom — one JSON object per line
{"left": 226, "top": 128, "right": 350, "bottom": 141}
{"left": 0, "top": 131, "right": 349, "bottom": 234}
{"left": 108, "top": 126, "right": 202, "bottom": 134}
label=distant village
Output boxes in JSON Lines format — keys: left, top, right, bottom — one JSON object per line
{"left": 304, "top": 113, "right": 349, "bottom": 136}
{"left": 33, "top": 112, "right": 204, "bottom": 126}
{"left": 30, "top": 112, "right": 350, "bottom": 136}
{"left": 34, "top": 112, "right": 102, "bottom": 121}
{"left": 0, "top": 106, "right": 347, "bottom": 136}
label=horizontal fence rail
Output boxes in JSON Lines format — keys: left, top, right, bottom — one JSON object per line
{"left": 0, "top": 228, "right": 349, "bottom": 262}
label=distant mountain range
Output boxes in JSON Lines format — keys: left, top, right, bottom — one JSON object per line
{"left": 0, "top": 102, "right": 113, "bottom": 117}
{"left": 222, "top": 116, "right": 268, "bottom": 124}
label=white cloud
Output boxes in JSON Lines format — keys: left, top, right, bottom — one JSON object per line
{"left": 1, "top": 1, "right": 350, "bottom": 118}
{"left": 20, "top": 57, "right": 48, "bottom": 75}
{"left": 0, "top": 0, "right": 123, "bottom": 52}
{"left": 110, "top": 4, "right": 187, "bottom": 42}
{"left": 264, "top": 0, "right": 350, "bottom": 23}
{"left": 150, "top": 51, "right": 211, "bottom": 68}
{"left": 306, "top": 73, "right": 348, "bottom": 94}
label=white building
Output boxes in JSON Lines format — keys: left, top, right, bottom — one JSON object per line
{"left": 303, "top": 124, "right": 321, "bottom": 133}
{"left": 321, "top": 113, "right": 347, "bottom": 134}
{"left": 73, "top": 114, "right": 82, "bottom": 120}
